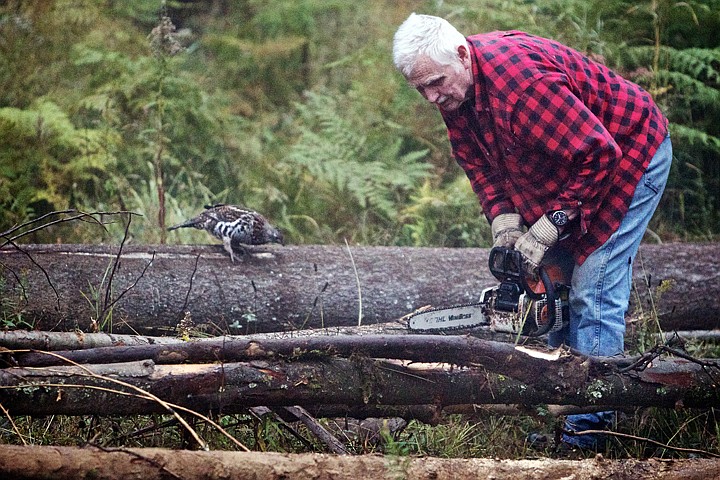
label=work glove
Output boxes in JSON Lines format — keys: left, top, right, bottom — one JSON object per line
{"left": 514, "top": 214, "right": 559, "bottom": 276}
{"left": 491, "top": 213, "right": 524, "bottom": 249}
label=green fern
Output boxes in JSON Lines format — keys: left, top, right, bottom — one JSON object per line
{"left": 670, "top": 124, "right": 720, "bottom": 150}
{"left": 0, "top": 100, "right": 118, "bottom": 232}
{"left": 285, "top": 91, "right": 430, "bottom": 224}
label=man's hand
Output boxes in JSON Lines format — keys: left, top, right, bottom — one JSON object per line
{"left": 515, "top": 215, "right": 559, "bottom": 274}
{"left": 491, "top": 213, "right": 524, "bottom": 248}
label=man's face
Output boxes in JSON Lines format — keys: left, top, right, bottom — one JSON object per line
{"left": 406, "top": 48, "right": 473, "bottom": 112}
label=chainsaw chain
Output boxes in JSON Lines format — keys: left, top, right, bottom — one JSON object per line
{"left": 405, "top": 303, "right": 489, "bottom": 333}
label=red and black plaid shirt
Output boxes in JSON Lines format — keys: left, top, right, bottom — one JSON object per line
{"left": 441, "top": 31, "right": 668, "bottom": 263}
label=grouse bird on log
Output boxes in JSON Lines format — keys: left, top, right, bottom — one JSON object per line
{"left": 168, "top": 204, "right": 284, "bottom": 262}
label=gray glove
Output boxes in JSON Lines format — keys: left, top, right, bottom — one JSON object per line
{"left": 515, "top": 214, "right": 559, "bottom": 274}
{"left": 491, "top": 213, "right": 524, "bottom": 248}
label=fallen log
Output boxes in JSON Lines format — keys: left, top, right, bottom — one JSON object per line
{"left": 3, "top": 326, "right": 716, "bottom": 362}
{"left": 7, "top": 334, "right": 557, "bottom": 375}
{"left": 0, "top": 359, "right": 533, "bottom": 416}
{"left": 1, "top": 445, "right": 718, "bottom": 480}
{"left": 8, "top": 333, "right": 713, "bottom": 391}
{"left": 0, "top": 322, "right": 523, "bottom": 351}
{"left": 0, "top": 243, "right": 717, "bottom": 335}
{"left": 1, "top": 348, "right": 718, "bottom": 416}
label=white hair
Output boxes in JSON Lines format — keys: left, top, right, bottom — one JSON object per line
{"left": 393, "top": 13, "right": 468, "bottom": 78}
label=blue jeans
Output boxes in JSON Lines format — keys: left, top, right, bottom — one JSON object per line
{"left": 548, "top": 134, "right": 673, "bottom": 449}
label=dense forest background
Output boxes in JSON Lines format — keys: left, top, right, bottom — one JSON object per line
{"left": 1, "top": 0, "right": 719, "bottom": 248}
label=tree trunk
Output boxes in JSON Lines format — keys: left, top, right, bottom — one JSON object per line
{"left": 1, "top": 445, "right": 718, "bottom": 480}
{"left": 0, "top": 243, "right": 717, "bottom": 335}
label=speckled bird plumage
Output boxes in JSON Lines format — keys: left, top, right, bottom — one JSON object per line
{"left": 168, "top": 204, "right": 283, "bottom": 262}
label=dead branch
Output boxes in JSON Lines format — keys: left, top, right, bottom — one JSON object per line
{"left": 0, "top": 330, "right": 182, "bottom": 351}
{"left": 282, "top": 405, "right": 348, "bottom": 454}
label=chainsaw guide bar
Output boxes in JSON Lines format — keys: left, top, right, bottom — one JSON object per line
{"left": 407, "top": 303, "right": 489, "bottom": 331}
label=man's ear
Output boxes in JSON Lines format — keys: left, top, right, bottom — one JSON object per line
{"left": 457, "top": 44, "right": 471, "bottom": 68}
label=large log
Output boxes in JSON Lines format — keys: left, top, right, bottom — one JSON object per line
{"left": 1, "top": 344, "right": 718, "bottom": 416}
{"left": 0, "top": 242, "right": 717, "bottom": 335}
{"left": 1, "top": 445, "right": 718, "bottom": 480}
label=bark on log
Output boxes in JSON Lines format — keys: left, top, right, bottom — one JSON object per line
{"left": 5, "top": 326, "right": 717, "bottom": 361}
{"left": 1, "top": 349, "right": 718, "bottom": 416}
{"left": 0, "top": 243, "right": 717, "bottom": 335}
{"left": 1, "top": 333, "right": 654, "bottom": 389}
{"left": 7, "top": 334, "right": 551, "bottom": 371}
{"left": 1, "top": 445, "right": 718, "bottom": 480}
{"left": 0, "top": 330, "right": 182, "bottom": 351}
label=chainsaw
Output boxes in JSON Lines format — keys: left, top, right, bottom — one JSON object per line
{"left": 407, "top": 246, "right": 571, "bottom": 337}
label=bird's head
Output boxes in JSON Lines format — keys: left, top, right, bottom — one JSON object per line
{"left": 268, "top": 226, "right": 284, "bottom": 245}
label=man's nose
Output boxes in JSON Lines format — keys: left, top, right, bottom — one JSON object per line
{"left": 422, "top": 87, "right": 439, "bottom": 103}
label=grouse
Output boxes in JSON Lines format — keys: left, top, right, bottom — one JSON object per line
{"left": 168, "top": 204, "right": 284, "bottom": 262}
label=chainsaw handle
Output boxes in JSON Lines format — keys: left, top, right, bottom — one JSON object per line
{"left": 488, "top": 247, "right": 544, "bottom": 300}
{"left": 488, "top": 247, "right": 522, "bottom": 282}
{"left": 488, "top": 247, "right": 558, "bottom": 336}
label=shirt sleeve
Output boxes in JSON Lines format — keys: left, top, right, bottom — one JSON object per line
{"left": 509, "top": 74, "right": 623, "bottom": 233}
{"left": 443, "top": 115, "right": 516, "bottom": 221}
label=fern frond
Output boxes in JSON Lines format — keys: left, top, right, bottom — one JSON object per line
{"left": 286, "top": 91, "right": 430, "bottom": 221}
{"left": 634, "top": 70, "right": 720, "bottom": 111}
{"left": 621, "top": 46, "right": 720, "bottom": 84}
{"left": 670, "top": 124, "right": 720, "bottom": 152}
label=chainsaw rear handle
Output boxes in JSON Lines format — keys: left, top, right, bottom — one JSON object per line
{"left": 488, "top": 246, "right": 557, "bottom": 336}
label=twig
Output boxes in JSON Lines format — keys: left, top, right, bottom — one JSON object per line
{"left": 344, "top": 239, "right": 363, "bottom": 326}
{"left": 616, "top": 346, "right": 663, "bottom": 374}
{"left": 301, "top": 281, "right": 329, "bottom": 330}
{"left": 1, "top": 209, "right": 138, "bottom": 247}
{"left": 101, "top": 213, "right": 132, "bottom": 319}
{"left": 1, "top": 209, "right": 89, "bottom": 245}
{"left": 1, "top": 238, "right": 60, "bottom": 312}
{"left": 657, "top": 345, "right": 720, "bottom": 384}
{"left": 103, "top": 251, "right": 156, "bottom": 320}
{"left": 178, "top": 253, "right": 202, "bottom": 322}
{"left": 0, "top": 401, "right": 27, "bottom": 445}
{"left": 249, "top": 406, "right": 315, "bottom": 450}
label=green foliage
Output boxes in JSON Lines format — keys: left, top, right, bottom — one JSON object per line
{"left": 398, "top": 177, "right": 492, "bottom": 247}
{"left": 0, "top": 100, "right": 118, "bottom": 234}
{"left": 1, "top": 0, "right": 719, "bottom": 245}
{"left": 613, "top": 42, "right": 720, "bottom": 236}
{"left": 0, "top": 276, "right": 34, "bottom": 330}
{"left": 282, "top": 90, "right": 431, "bottom": 243}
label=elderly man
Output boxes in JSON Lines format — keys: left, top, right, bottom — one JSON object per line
{"left": 393, "top": 13, "right": 672, "bottom": 451}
